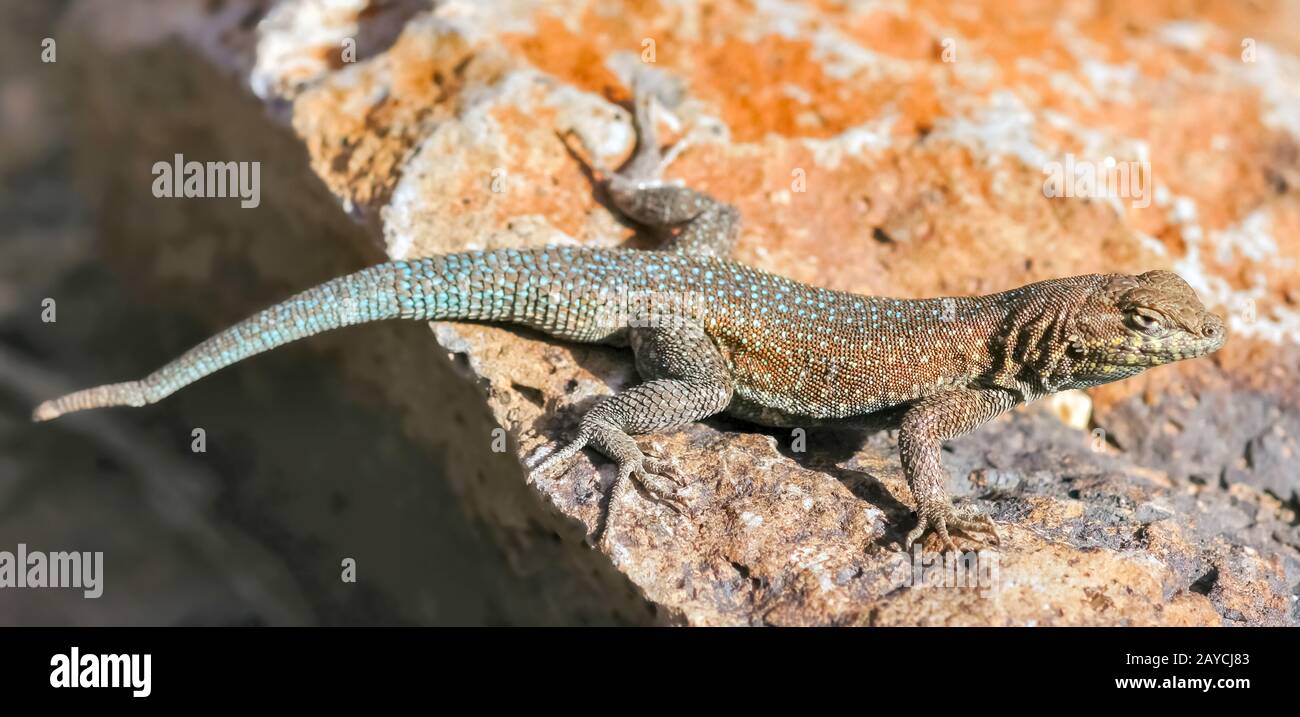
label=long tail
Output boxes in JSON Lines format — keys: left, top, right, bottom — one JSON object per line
{"left": 33, "top": 247, "right": 618, "bottom": 421}
{"left": 33, "top": 262, "right": 410, "bottom": 421}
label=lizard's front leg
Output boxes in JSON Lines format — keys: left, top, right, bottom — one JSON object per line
{"left": 899, "top": 387, "right": 1019, "bottom": 552}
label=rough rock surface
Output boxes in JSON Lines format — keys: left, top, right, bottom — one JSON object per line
{"left": 58, "top": 0, "right": 1300, "bottom": 625}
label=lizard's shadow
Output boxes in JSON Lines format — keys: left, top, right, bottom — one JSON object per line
{"left": 712, "top": 411, "right": 918, "bottom": 551}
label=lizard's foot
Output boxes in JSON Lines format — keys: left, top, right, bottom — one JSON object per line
{"left": 560, "top": 78, "right": 737, "bottom": 257}
{"left": 595, "top": 450, "right": 690, "bottom": 554}
{"left": 640, "top": 445, "right": 689, "bottom": 487}
{"left": 555, "top": 82, "right": 680, "bottom": 185}
{"left": 620, "top": 452, "right": 691, "bottom": 515}
{"left": 904, "top": 502, "right": 1001, "bottom": 554}
{"left": 615, "top": 77, "right": 672, "bottom": 183}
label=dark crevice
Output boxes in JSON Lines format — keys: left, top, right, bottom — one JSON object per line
{"left": 511, "top": 382, "right": 546, "bottom": 408}
{"left": 1189, "top": 566, "right": 1219, "bottom": 596}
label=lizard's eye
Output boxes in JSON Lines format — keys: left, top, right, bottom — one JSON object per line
{"left": 1126, "top": 309, "right": 1163, "bottom": 333}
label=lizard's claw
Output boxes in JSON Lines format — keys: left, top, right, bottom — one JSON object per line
{"left": 618, "top": 455, "right": 691, "bottom": 515}
{"left": 904, "top": 503, "right": 1000, "bottom": 554}
{"left": 640, "top": 446, "right": 688, "bottom": 487}
{"left": 598, "top": 453, "right": 690, "bottom": 553}
{"left": 953, "top": 504, "right": 1002, "bottom": 546}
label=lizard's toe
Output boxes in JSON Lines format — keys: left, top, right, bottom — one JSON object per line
{"left": 950, "top": 504, "right": 1001, "bottom": 546}
{"left": 949, "top": 517, "right": 1000, "bottom": 547}
{"left": 609, "top": 451, "right": 691, "bottom": 515}
{"left": 903, "top": 521, "right": 926, "bottom": 552}
{"left": 977, "top": 515, "right": 1002, "bottom": 545}
{"left": 906, "top": 505, "right": 999, "bottom": 553}
{"left": 633, "top": 468, "right": 690, "bottom": 515}
{"left": 905, "top": 514, "right": 958, "bottom": 553}
{"left": 641, "top": 451, "right": 687, "bottom": 487}
{"left": 933, "top": 518, "right": 960, "bottom": 554}
{"left": 527, "top": 431, "right": 592, "bottom": 483}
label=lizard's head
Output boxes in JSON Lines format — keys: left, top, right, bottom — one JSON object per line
{"left": 1066, "top": 270, "right": 1225, "bottom": 380}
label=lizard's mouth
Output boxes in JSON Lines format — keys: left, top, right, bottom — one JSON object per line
{"left": 1104, "top": 313, "right": 1227, "bottom": 367}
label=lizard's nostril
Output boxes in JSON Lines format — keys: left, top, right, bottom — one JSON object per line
{"left": 1203, "top": 322, "right": 1223, "bottom": 339}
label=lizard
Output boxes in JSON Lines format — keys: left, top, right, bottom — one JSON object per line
{"left": 30, "top": 86, "right": 1227, "bottom": 553}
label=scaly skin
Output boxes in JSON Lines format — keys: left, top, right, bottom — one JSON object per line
{"left": 32, "top": 86, "right": 1226, "bottom": 552}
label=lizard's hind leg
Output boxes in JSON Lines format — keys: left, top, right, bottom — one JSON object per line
{"left": 528, "top": 320, "right": 734, "bottom": 541}
{"left": 564, "top": 81, "right": 740, "bottom": 258}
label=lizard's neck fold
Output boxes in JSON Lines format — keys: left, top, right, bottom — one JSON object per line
{"left": 981, "top": 284, "right": 1084, "bottom": 400}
